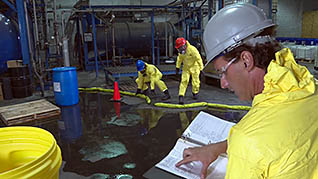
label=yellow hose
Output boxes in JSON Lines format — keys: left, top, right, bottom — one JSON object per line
{"left": 78, "top": 87, "right": 151, "bottom": 104}
{"left": 78, "top": 87, "right": 250, "bottom": 111}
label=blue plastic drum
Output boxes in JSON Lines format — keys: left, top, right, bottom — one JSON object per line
{"left": 52, "top": 67, "right": 79, "bottom": 106}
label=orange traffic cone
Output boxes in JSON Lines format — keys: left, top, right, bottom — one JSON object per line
{"left": 113, "top": 102, "right": 121, "bottom": 118}
{"left": 113, "top": 81, "right": 121, "bottom": 101}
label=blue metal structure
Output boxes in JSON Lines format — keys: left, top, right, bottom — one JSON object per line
{"left": 157, "top": 33, "right": 160, "bottom": 65}
{"left": 91, "top": 13, "right": 99, "bottom": 78}
{"left": 0, "top": 13, "right": 22, "bottom": 73}
{"left": 218, "top": 0, "right": 223, "bottom": 10}
{"left": 80, "top": 5, "right": 181, "bottom": 10}
{"left": 252, "top": 0, "right": 257, "bottom": 5}
{"left": 77, "top": 4, "right": 203, "bottom": 73}
{"left": 16, "top": 0, "right": 30, "bottom": 65}
{"left": 81, "top": 15, "right": 89, "bottom": 71}
{"left": 104, "top": 65, "right": 180, "bottom": 84}
{"left": 151, "top": 11, "right": 155, "bottom": 65}
{"left": 2, "top": 0, "right": 16, "bottom": 12}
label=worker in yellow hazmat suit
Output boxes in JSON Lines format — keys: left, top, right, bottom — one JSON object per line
{"left": 135, "top": 60, "right": 170, "bottom": 100}
{"left": 176, "top": 3, "right": 318, "bottom": 179}
{"left": 175, "top": 37, "right": 204, "bottom": 104}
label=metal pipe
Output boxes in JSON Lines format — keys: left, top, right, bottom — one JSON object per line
{"left": 269, "top": 0, "right": 272, "bottom": 19}
{"left": 169, "top": 35, "right": 173, "bottom": 57}
{"left": 173, "top": 0, "right": 205, "bottom": 6}
{"left": 16, "top": 0, "right": 30, "bottom": 65}
{"left": 157, "top": 33, "right": 160, "bottom": 65}
{"left": 151, "top": 11, "right": 155, "bottom": 64}
{"left": 32, "top": 0, "right": 39, "bottom": 43}
{"left": 81, "top": 17, "right": 89, "bottom": 70}
{"left": 165, "top": 13, "right": 168, "bottom": 57}
{"left": 44, "top": 1, "right": 49, "bottom": 49}
{"left": 53, "top": 0, "right": 59, "bottom": 55}
{"left": 61, "top": 11, "right": 65, "bottom": 37}
{"left": 24, "top": 1, "right": 45, "bottom": 96}
{"left": 32, "top": 0, "right": 42, "bottom": 71}
{"left": 24, "top": 1, "right": 33, "bottom": 65}
{"left": 92, "top": 13, "right": 99, "bottom": 78}
{"left": 208, "top": 0, "right": 213, "bottom": 19}
{"left": 80, "top": 5, "right": 181, "bottom": 9}
{"left": 62, "top": 37, "right": 70, "bottom": 66}
{"left": 111, "top": 13, "right": 116, "bottom": 61}
{"left": 105, "top": 28, "right": 109, "bottom": 67}
{"left": 49, "top": 9, "right": 168, "bottom": 13}
{"left": 111, "top": 25, "right": 116, "bottom": 59}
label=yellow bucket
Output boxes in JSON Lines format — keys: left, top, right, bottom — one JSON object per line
{"left": 0, "top": 126, "right": 62, "bottom": 178}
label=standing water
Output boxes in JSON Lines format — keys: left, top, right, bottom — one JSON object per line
{"left": 0, "top": 92, "right": 247, "bottom": 178}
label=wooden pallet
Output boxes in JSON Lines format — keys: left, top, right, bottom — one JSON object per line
{"left": 0, "top": 99, "right": 61, "bottom": 126}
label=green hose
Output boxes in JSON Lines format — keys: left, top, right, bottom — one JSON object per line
{"left": 78, "top": 87, "right": 250, "bottom": 111}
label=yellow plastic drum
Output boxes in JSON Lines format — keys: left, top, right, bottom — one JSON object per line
{"left": 0, "top": 126, "right": 62, "bottom": 178}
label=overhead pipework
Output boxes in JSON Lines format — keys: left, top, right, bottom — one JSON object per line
{"left": 62, "top": 1, "right": 208, "bottom": 72}
{"left": 95, "top": 22, "right": 177, "bottom": 60}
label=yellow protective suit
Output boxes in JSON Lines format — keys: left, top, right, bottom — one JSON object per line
{"left": 176, "top": 41, "right": 204, "bottom": 96}
{"left": 135, "top": 63, "right": 168, "bottom": 92}
{"left": 226, "top": 48, "right": 318, "bottom": 179}
{"left": 138, "top": 109, "right": 164, "bottom": 131}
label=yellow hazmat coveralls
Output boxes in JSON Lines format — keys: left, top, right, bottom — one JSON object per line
{"left": 135, "top": 63, "right": 168, "bottom": 92}
{"left": 176, "top": 41, "right": 204, "bottom": 96}
{"left": 226, "top": 48, "right": 318, "bottom": 179}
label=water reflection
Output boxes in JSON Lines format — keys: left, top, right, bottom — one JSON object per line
{"left": 37, "top": 93, "right": 247, "bottom": 178}
{"left": 58, "top": 103, "right": 83, "bottom": 142}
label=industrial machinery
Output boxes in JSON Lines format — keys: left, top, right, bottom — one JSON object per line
{"left": 0, "top": 13, "right": 21, "bottom": 73}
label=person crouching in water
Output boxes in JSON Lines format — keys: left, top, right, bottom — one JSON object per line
{"left": 135, "top": 59, "right": 170, "bottom": 100}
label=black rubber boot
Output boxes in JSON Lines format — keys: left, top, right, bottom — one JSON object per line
{"left": 162, "top": 90, "right": 171, "bottom": 100}
{"left": 179, "top": 96, "right": 184, "bottom": 105}
{"left": 192, "top": 92, "right": 198, "bottom": 100}
{"left": 142, "top": 88, "right": 149, "bottom": 95}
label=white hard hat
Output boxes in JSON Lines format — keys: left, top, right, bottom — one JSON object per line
{"left": 203, "top": 3, "right": 275, "bottom": 66}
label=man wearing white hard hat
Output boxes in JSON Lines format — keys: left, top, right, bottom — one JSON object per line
{"left": 176, "top": 3, "right": 318, "bottom": 179}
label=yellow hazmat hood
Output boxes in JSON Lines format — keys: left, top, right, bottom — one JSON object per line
{"left": 253, "top": 48, "right": 316, "bottom": 106}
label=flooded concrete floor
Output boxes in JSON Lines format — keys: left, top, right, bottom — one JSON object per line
{"left": 0, "top": 59, "right": 317, "bottom": 178}
{"left": 29, "top": 92, "right": 246, "bottom": 179}
{"left": 0, "top": 69, "right": 254, "bottom": 179}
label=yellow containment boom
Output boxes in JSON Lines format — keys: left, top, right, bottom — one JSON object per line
{"left": 78, "top": 87, "right": 251, "bottom": 111}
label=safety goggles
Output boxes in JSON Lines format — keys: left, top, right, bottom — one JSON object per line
{"left": 215, "top": 57, "right": 237, "bottom": 78}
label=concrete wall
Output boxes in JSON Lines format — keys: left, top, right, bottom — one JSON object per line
{"left": 276, "top": 0, "right": 303, "bottom": 37}
{"left": 303, "top": 0, "right": 318, "bottom": 11}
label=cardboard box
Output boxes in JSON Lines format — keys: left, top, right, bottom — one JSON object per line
{"left": 302, "top": 10, "right": 318, "bottom": 38}
{"left": 7, "top": 60, "right": 24, "bottom": 68}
